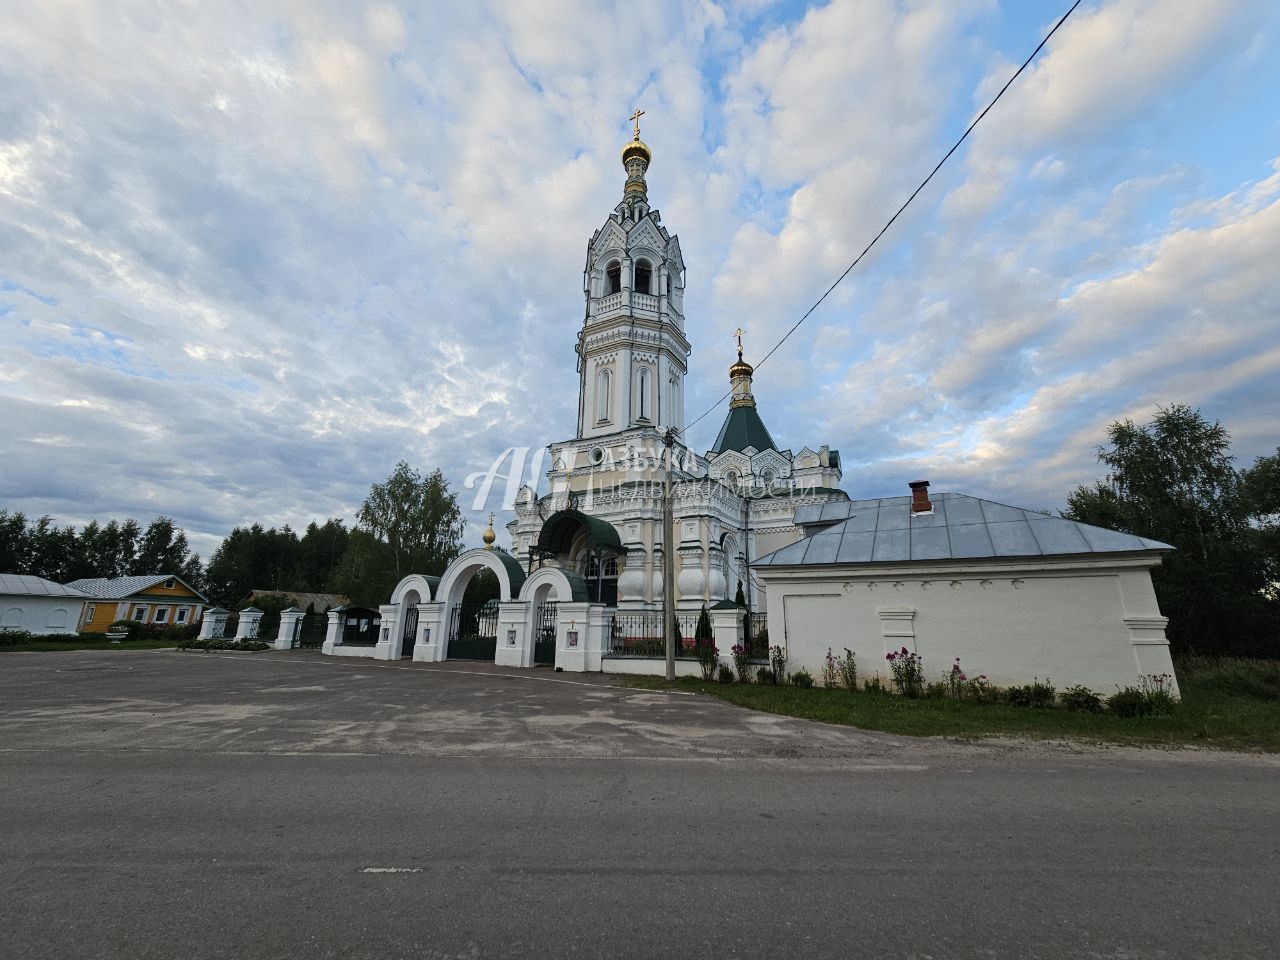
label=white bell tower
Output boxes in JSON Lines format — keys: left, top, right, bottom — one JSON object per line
{"left": 576, "top": 112, "right": 689, "bottom": 441}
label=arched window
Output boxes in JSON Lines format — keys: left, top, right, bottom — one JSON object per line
{"left": 606, "top": 261, "right": 621, "bottom": 295}
{"left": 636, "top": 367, "right": 650, "bottom": 421}
{"left": 596, "top": 368, "right": 612, "bottom": 423}
{"left": 634, "top": 259, "right": 652, "bottom": 294}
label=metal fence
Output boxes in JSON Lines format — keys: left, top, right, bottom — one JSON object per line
{"left": 607, "top": 611, "right": 707, "bottom": 657}
{"left": 743, "top": 612, "right": 769, "bottom": 659}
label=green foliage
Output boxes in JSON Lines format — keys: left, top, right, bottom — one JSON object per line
{"left": 1060, "top": 685, "right": 1104, "bottom": 713}
{"left": 791, "top": 669, "right": 814, "bottom": 689}
{"left": 734, "top": 580, "right": 746, "bottom": 608}
{"left": 696, "top": 639, "right": 719, "bottom": 681}
{"left": 769, "top": 644, "right": 787, "bottom": 685}
{"left": 1064, "top": 406, "right": 1279, "bottom": 657}
{"left": 1177, "top": 655, "right": 1280, "bottom": 701}
{"left": 717, "top": 664, "right": 735, "bottom": 684}
{"left": 1107, "top": 687, "right": 1153, "bottom": 719}
{"left": 694, "top": 606, "right": 713, "bottom": 645}
{"left": 0, "top": 511, "right": 203, "bottom": 587}
{"left": 925, "top": 680, "right": 948, "bottom": 699}
{"left": 0, "top": 630, "right": 82, "bottom": 646}
{"left": 863, "top": 675, "right": 885, "bottom": 694}
{"left": 1006, "top": 680, "right": 1056, "bottom": 709}
{"left": 356, "top": 461, "right": 464, "bottom": 585}
{"left": 885, "top": 647, "right": 924, "bottom": 698}
{"left": 730, "top": 643, "right": 752, "bottom": 683}
{"left": 756, "top": 665, "right": 774, "bottom": 685}
{"left": 178, "top": 637, "right": 270, "bottom": 652}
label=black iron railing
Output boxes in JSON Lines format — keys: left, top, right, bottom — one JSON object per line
{"left": 606, "top": 612, "right": 706, "bottom": 657}
{"left": 743, "top": 612, "right": 769, "bottom": 659}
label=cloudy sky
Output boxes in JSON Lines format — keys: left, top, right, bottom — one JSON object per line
{"left": 2, "top": 0, "right": 1278, "bottom": 560}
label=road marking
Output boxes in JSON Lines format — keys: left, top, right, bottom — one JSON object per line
{"left": 361, "top": 867, "right": 421, "bottom": 873}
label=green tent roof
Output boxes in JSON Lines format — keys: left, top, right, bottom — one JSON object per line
{"left": 710, "top": 405, "right": 777, "bottom": 455}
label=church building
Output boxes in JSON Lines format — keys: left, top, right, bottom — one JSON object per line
{"left": 504, "top": 119, "right": 848, "bottom": 616}
{"left": 312, "top": 120, "right": 1179, "bottom": 697}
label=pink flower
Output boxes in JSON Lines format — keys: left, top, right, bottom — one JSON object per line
{"left": 959, "top": 674, "right": 966, "bottom": 681}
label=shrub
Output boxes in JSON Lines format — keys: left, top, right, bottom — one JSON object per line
{"left": 792, "top": 669, "right": 814, "bottom": 689}
{"left": 1060, "top": 685, "right": 1103, "bottom": 713}
{"left": 967, "top": 675, "right": 997, "bottom": 704}
{"left": 697, "top": 641, "right": 720, "bottom": 681}
{"left": 1108, "top": 686, "right": 1152, "bottom": 718}
{"left": 836, "top": 648, "right": 857, "bottom": 692}
{"left": 769, "top": 645, "right": 787, "bottom": 685}
{"left": 946, "top": 659, "right": 967, "bottom": 699}
{"left": 756, "top": 666, "right": 775, "bottom": 685}
{"left": 694, "top": 606, "right": 713, "bottom": 646}
{"left": 925, "top": 681, "right": 948, "bottom": 699}
{"left": 106, "top": 619, "right": 139, "bottom": 639}
{"left": 1005, "top": 685, "right": 1032, "bottom": 708}
{"left": 0, "top": 630, "right": 83, "bottom": 646}
{"left": 885, "top": 647, "right": 924, "bottom": 698}
{"left": 717, "top": 664, "right": 735, "bottom": 684}
{"left": 864, "top": 675, "right": 885, "bottom": 694}
{"left": 1029, "top": 679, "right": 1057, "bottom": 709}
{"left": 1139, "top": 673, "right": 1178, "bottom": 715}
{"left": 730, "top": 644, "right": 752, "bottom": 683}
{"left": 822, "top": 648, "right": 840, "bottom": 689}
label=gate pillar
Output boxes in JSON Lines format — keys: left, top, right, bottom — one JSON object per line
{"left": 495, "top": 601, "right": 533, "bottom": 669}
{"left": 275, "top": 607, "right": 305, "bottom": 651}
{"left": 235, "top": 607, "right": 264, "bottom": 641}
{"left": 373, "top": 604, "right": 398, "bottom": 660}
{"left": 410, "top": 602, "right": 447, "bottom": 662}
{"left": 321, "top": 607, "right": 344, "bottom": 654}
{"left": 554, "top": 602, "right": 594, "bottom": 672}
{"left": 199, "top": 607, "right": 229, "bottom": 640}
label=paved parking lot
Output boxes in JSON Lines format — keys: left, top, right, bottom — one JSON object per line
{"left": 1, "top": 649, "right": 1277, "bottom": 959}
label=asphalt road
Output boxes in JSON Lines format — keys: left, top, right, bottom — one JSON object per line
{"left": 1, "top": 650, "right": 1276, "bottom": 960}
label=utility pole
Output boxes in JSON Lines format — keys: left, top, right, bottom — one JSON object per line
{"left": 662, "top": 427, "right": 677, "bottom": 682}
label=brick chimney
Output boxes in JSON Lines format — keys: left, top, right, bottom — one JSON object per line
{"left": 909, "top": 480, "right": 932, "bottom": 514}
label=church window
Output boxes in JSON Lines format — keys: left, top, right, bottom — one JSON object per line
{"left": 636, "top": 367, "right": 650, "bottom": 420}
{"left": 606, "top": 261, "right": 621, "bottom": 295}
{"left": 725, "top": 470, "right": 738, "bottom": 486}
{"left": 634, "top": 259, "right": 652, "bottom": 294}
{"left": 584, "top": 555, "right": 619, "bottom": 578}
{"left": 596, "top": 368, "right": 612, "bottom": 422}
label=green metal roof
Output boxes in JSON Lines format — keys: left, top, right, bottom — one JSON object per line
{"left": 710, "top": 405, "right": 777, "bottom": 455}
{"left": 536, "top": 510, "right": 623, "bottom": 555}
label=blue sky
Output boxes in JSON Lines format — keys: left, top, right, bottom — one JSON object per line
{"left": 2, "top": 0, "right": 1278, "bottom": 560}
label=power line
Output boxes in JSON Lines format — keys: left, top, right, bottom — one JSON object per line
{"left": 682, "top": 0, "right": 1084, "bottom": 437}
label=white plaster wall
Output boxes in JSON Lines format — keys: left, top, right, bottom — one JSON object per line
{"left": 0, "top": 596, "right": 86, "bottom": 635}
{"left": 762, "top": 562, "right": 1178, "bottom": 696}
{"left": 601, "top": 657, "right": 703, "bottom": 677}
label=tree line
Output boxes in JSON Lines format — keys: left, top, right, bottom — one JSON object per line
{"left": 1, "top": 461, "right": 466, "bottom": 610}
{"left": 1064, "top": 404, "right": 1278, "bottom": 658}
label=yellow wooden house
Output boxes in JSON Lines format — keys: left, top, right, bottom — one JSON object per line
{"left": 67, "top": 575, "right": 208, "bottom": 633}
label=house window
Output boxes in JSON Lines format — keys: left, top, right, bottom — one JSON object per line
{"left": 155, "top": 607, "right": 169, "bottom": 624}
{"left": 133, "top": 606, "right": 148, "bottom": 622}
{"left": 606, "top": 260, "right": 621, "bottom": 295}
{"left": 163, "top": 578, "right": 175, "bottom": 589}
{"left": 86, "top": 603, "right": 96, "bottom": 623}
{"left": 176, "top": 607, "right": 188, "bottom": 623}
{"left": 634, "top": 260, "right": 652, "bottom": 294}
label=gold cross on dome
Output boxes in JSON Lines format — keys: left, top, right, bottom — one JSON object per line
{"left": 733, "top": 327, "right": 745, "bottom": 358}
{"left": 629, "top": 108, "right": 645, "bottom": 139}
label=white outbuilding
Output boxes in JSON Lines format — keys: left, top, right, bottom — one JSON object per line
{"left": 752, "top": 483, "right": 1180, "bottom": 697}
{"left": 0, "top": 574, "right": 92, "bottom": 635}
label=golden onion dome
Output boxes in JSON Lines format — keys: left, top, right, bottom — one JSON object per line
{"left": 729, "top": 353, "right": 754, "bottom": 379}
{"left": 621, "top": 137, "right": 651, "bottom": 166}
{"left": 482, "top": 512, "right": 497, "bottom": 549}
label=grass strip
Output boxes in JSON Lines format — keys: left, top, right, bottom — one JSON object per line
{"left": 621, "top": 659, "right": 1280, "bottom": 753}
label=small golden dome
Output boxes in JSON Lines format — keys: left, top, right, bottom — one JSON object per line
{"left": 482, "top": 512, "right": 496, "bottom": 549}
{"left": 621, "top": 137, "right": 651, "bottom": 166}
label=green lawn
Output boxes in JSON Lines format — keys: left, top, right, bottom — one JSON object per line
{"left": 0, "top": 639, "right": 179, "bottom": 652}
{"left": 621, "top": 657, "right": 1280, "bottom": 752}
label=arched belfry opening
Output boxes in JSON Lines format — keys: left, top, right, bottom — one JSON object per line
{"left": 531, "top": 510, "right": 623, "bottom": 607}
